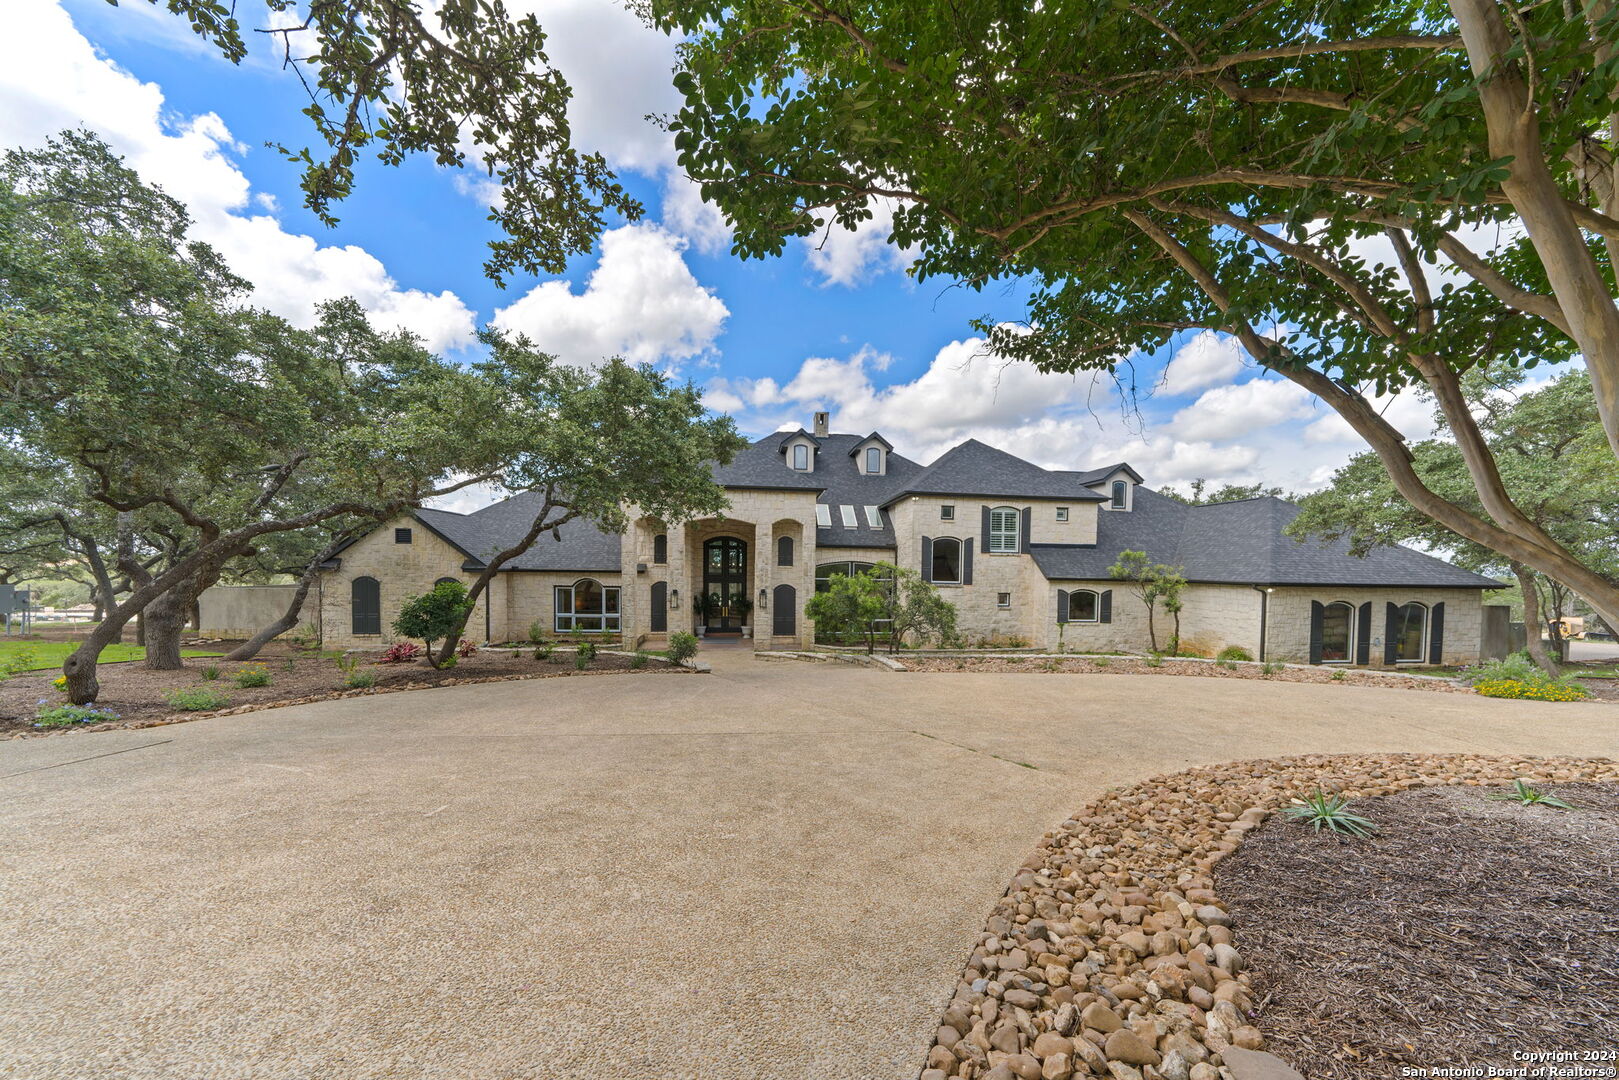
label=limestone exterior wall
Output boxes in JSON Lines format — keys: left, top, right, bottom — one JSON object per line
{"left": 888, "top": 496, "right": 1096, "bottom": 644}
{"left": 503, "top": 571, "right": 624, "bottom": 642}
{"left": 1264, "top": 586, "right": 1485, "bottom": 665}
{"left": 197, "top": 584, "right": 301, "bottom": 639}
{"left": 318, "top": 515, "right": 493, "bottom": 649}
{"left": 813, "top": 545, "right": 898, "bottom": 568}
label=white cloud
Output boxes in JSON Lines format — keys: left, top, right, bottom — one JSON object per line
{"left": 1158, "top": 331, "right": 1247, "bottom": 396}
{"left": 661, "top": 171, "right": 731, "bottom": 256}
{"left": 1171, "top": 378, "right": 1314, "bottom": 441}
{"left": 491, "top": 223, "right": 728, "bottom": 368}
{"left": 802, "top": 198, "right": 916, "bottom": 287}
{"left": 3, "top": 2, "right": 477, "bottom": 352}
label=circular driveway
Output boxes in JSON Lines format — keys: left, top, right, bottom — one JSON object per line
{"left": 2, "top": 652, "right": 1614, "bottom": 1079}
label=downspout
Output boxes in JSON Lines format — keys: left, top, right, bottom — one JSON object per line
{"left": 1251, "top": 584, "right": 1269, "bottom": 661}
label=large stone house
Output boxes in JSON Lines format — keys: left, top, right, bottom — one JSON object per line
{"left": 319, "top": 413, "right": 1501, "bottom": 665}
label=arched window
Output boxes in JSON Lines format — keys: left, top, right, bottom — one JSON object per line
{"left": 931, "top": 537, "right": 963, "bottom": 583}
{"left": 1392, "top": 602, "right": 1428, "bottom": 662}
{"left": 1110, "top": 480, "right": 1128, "bottom": 509}
{"left": 653, "top": 533, "right": 667, "bottom": 564}
{"left": 988, "top": 507, "right": 1020, "bottom": 552}
{"left": 777, "top": 535, "right": 794, "bottom": 567}
{"left": 351, "top": 576, "right": 381, "bottom": 635}
{"left": 1070, "top": 589, "right": 1099, "bottom": 623}
{"left": 792, "top": 443, "right": 810, "bottom": 470}
{"left": 864, "top": 446, "right": 882, "bottom": 474}
{"left": 434, "top": 576, "right": 459, "bottom": 588}
{"left": 554, "top": 577, "right": 621, "bottom": 633}
{"left": 1321, "top": 601, "right": 1354, "bottom": 662}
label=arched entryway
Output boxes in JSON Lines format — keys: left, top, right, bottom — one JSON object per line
{"left": 702, "top": 536, "right": 747, "bottom": 635}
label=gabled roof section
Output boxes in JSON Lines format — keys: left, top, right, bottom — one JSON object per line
{"left": 1028, "top": 489, "right": 1502, "bottom": 588}
{"left": 848, "top": 432, "right": 894, "bottom": 455}
{"left": 711, "top": 431, "right": 827, "bottom": 491}
{"left": 811, "top": 433, "right": 924, "bottom": 548}
{"left": 1066, "top": 462, "right": 1144, "bottom": 486}
{"left": 885, "top": 439, "right": 1109, "bottom": 504}
{"left": 776, "top": 428, "right": 820, "bottom": 455}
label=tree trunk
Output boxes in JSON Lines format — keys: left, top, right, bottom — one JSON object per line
{"left": 225, "top": 539, "right": 345, "bottom": 661}
{"left": 141, "top": 587, "right": 189, "bottom": 670}
{"left": 1513, "top": 563, "right": 1560, "bottom": 676}
{"left": 1449, "top": 0, "right": 1619, "bottom": 459}
{"left": 1144, "top": 599, "right": 1158, "bottom": 653}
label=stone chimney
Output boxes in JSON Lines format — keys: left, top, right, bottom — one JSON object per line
{"left": 812, "top": 411, "right": 830, "bottom": 437}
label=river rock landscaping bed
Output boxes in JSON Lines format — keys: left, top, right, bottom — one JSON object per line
{"left": 921, "top": 753, "right": 1619, "bottom": 1080}
{"left": 903, "top": 654, "right": 1472, "bottom": 694}
{"left": 1, "top": 645, "right": 689, "bottom": 737}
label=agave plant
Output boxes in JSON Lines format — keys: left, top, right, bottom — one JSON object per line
{"left": 1488, "top": 779, "right": 1575, "bottom": 810}
{"left": 1282, "top": 789, "right": 1378, "bottom": 837}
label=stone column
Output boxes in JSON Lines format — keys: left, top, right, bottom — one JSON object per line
{"left": 754, "top": 520, "right": 772, "bottom": 651}
{"left": 667, "top": 523, "right": 691, "bottom": 636}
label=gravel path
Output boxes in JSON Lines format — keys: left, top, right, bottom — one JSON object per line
{"left": 1, "top": 650, "right": 1614, "bottom": 1080}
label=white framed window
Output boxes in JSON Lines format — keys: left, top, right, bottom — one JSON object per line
{"left": 940, "top": 504, "right": 955, "bottom": 521}
{"left": 997, "top": 592, "right": 1012, "bottom": 608}
{"left": 1392, "top": 602, "right": 1428, "bottom": 663}
{"left": 839, "top": 504, "right": 858, "bottom": 528}
{"left": 931, "top": 538, "right": 963, "bottom": 584}
{"left": 1070, "top": 589, "right": 1099, "bottom": 623}
{"left": 814, "top": 504, "right": 833, "bottom": 528}
{"left": 554, "top": 578, "right": 620, "bottom": 633}
{"left": 864, "top": 505, "right": 882, "bottom": 528}
{"left": 1055, "top": 506, "right": 1069, "bottom": 522}
{"left": 1110, "top": 480, "right": 1127, "bottom": 509}
{"left": 792, "top": 443, "right": 810, "bottom": 471}
{"left": 988, "top": 506, "right": 1020, "bottom": 552}
{"left": 865, "top": 446, "right": 882, "bottom": 473}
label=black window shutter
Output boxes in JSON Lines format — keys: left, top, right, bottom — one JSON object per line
{"left": 1429, "top": 602, "right": 1445, "bottom": 663}
{"left": 773, "top": 584, "right": 796, "bottom": 636}
{"left": 920, "top": 536, "right": 932, "bottom": 583}
{"left": 962, "top": 539, "right": 974, "bottom": 585}
{"left": 1100, "top": 589, "right": 1112, "bottom": 624}
{"left": 981, "top": 505, "right": 992, "bottom": 548}
{"left": 1308, "top": 600, "right": 1324, "bottom": 664}
{"left": 1356, "top": 601, "right": 1372, "bottom": 665}
{"left": 1384, "top": 602, "right": 1400, "bottom": 664}
{"left": 1020, "top": 507, "right": 1032, "bottom": 552}
{"left": 1057, "top": 589, "right": 1070, "bottom": 624}
{"left": 650, "top": 581, "right": 667, "bottom": 633}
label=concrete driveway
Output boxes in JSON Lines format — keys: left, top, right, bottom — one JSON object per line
{"left": 2, "top": 651, "right": 1614, "bottom": 1080}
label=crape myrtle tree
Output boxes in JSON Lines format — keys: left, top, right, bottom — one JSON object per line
{"left": 0, "top": 134, "right": 509, "bottom": 703}
{"left": 419, "top": 336, "right": 747, "bottom": 668}
{"left": 1291, "top": 367, "right": 1619, "bottom": 673}
{"left": 652, "top": 0, "right": 1619, "bottom": 631}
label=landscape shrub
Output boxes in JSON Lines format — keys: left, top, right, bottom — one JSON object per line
{"left": 1260, "top": 660, "right": 1285, "bottom": 676}
{"left": 1474, "top": 678, "right": 1589, "bottom": 702}
{"left": 392, "top": 581, "right": 475, "bottom": 668}
{"left": 1458, "top": 651, "right": 1541, "bottom": 686}
{"left": 666, "top": 631, "right": 698, "bottom": 664}
{"left": 33, "top": 703, "right": 119, "bottom": 728}
{"left": 0, "top": 647, "right": 39, "bottom": 679}
{"left": 344, "top": 670, "right": 377, "bottom": 689}
{"left": 527, "top": 620, "right": 546, "bottom": 645}
{"left": 200, "top": 665, "right": 221, "bottom": 681}
{"left": 629, "top": 651, "right": 647, "bottom": 669}
{"left": 575, "top": 640, "right": 597, "bottom": 663}
{"left": 233, "top": 664, "right": 271, "bottom": 688}
{"left": 1143, "top": 653, "right": 1163, "bottom": 668}
{"left": 167, "top": 686, "right": 229, "bottom": 711}
{"left": 457, "top": 640, "right": 479, "bottom": 659}
{"left": 52, "top": 674, "right": 68, "bottom": 693}
{"left": 1217, "top": 645, "right": 1253, "bottom": 663}
{"left": 573, "top": 650, "right": 590, "bottom": 670}
{"left": 380, "top": 642, "right": 422, "bottom": 664}
{"left": 532, "top": 642, "right": 554, "bottom": 661}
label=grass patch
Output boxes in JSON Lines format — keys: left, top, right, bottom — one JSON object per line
{"left": 0, "top": 640, "right": 221, "bottom": 672}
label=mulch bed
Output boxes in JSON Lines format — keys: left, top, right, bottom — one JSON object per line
{"left": 1216, "top": 783, "right": 1619, "bottom": 1079}
{"left": 1, "top": 643, "right": 687, "bottom": 737}
{"left": 903, "top": 654, "right": 1476, "bottom": 694}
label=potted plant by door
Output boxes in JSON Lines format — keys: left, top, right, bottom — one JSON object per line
{"left": 692, "top": 592, "right": 710, "bottom": 637}
{"left": 737, "top": 595, "right": 755, "bottom": 639}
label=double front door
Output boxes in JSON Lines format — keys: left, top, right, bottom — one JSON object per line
{"left": 702, "top": 537, "right": 746, "bottom": 633}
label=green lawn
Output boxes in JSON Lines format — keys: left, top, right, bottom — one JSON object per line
{"left": 0, "top": 640, "right": 222, "bottom": 672}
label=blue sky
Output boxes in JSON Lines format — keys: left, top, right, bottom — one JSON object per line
{"left": 9, "top": 0, "right": 1450, "bottom": 507}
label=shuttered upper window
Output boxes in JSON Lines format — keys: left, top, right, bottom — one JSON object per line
{"left": 988, "top": 507, "right": 1019, "bottom": 552}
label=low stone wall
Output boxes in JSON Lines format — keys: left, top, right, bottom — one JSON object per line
{"left": 921, "top": 752, "right": 1619, "bottom": 1080}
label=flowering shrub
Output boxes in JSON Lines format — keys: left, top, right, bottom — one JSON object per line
{"left": 52, "top": 675, "right": 68, "bottom": 693}
{"left": 1475, "top": 677, "right": 1589, "bottom": 702}
{"left": 34, "top": 702, "right": 120, "bottom": 728}
{"left": 233, "top": 664, "right": 271, "bottom": 688}
{"left": 380, "top": 642, "right": 422, "bottom": 664}
{"left": 457, "top": 640, "right": 478, "bottom": 658}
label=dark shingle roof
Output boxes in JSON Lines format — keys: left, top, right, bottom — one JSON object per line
{"left": 710, "top": 431, "right": 827, "bottom": 491}
{"left": 414, "top": 493, "right": 621, "bottom": 572}
{"left": 808, "top": 434, "right": 923, "bottom": 548}
{"left": 886, "top": 439, "right": 1109, "bottom": 503}
{"left": 1028, "top": 489, "right": 1501, "bottom": 588}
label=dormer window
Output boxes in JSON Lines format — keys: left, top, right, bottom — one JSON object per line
{"left": 792, "top": 443, "right": 810, "bottom": 471}
{"left": 1110, "top": 480, "right": 1128, "bottom": 509}
{"left": 864, "top": 446, "right": 882, "bottom": 474}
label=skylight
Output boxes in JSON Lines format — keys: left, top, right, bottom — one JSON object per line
{"left": 864, "top": 505, "right": 882, "bottom": 528}
{"left": 839, "top": 505, "right": 858, "bottom": 528}
{"left": 815, "top": 504, "right": 832, "bottom": 528}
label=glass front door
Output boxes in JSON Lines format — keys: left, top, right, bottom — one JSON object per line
{"left": 703, "top": 537, "right": 747, "bottom": 633}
